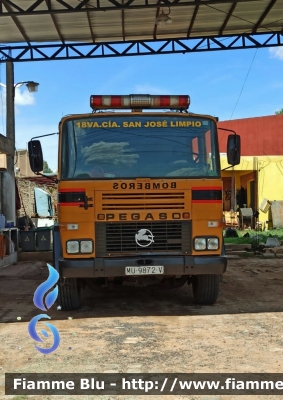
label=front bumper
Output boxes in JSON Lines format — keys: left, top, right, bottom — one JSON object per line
{"left": 59, "top": 255, "right": 227, "bottom": 278}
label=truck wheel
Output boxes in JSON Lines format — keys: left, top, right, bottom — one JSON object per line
{"left": 192, "top": 274, "right": 220, "bottom": 305}
{"left": 58, "top": 278, "right": 81, "bottom": 311}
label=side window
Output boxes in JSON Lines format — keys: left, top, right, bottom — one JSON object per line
{"left": 61, "top": 124, "right": 69, "bottom": 178}
{"left": 61, "top": 122, "right": 77, "bottom": 178}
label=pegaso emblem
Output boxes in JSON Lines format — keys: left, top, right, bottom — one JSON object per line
{"left": 135, "top": 229, "right": 154, "bottom": 247}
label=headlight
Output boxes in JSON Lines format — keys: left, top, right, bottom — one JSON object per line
{"left": 67, "top": 240, "right": 79, "bottom": 253}
{"left": 80, "top": 240, "right": 93, "bottom": 253}
{"left": 194, "top": 237, "right": 219, "bottom": 251}
{"left": 194, "top": 238, "right": 206, "bottom": 250}
{"left": 207, "top": 237, "right": 219, "bottom": 250}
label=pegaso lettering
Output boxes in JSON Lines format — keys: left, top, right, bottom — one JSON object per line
{"left": 113, "top": 182, "right": 177, "bottom": 190}
{"left": 97, "top": 212, "right": 183, "bottom": 221}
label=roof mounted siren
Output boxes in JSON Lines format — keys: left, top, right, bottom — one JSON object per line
{"left": 90, "top": 95, "right": 190, "bottom": 111}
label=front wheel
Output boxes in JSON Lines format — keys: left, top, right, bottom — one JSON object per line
{"left": 57, "top": 278, "right": 81, "bottom": 311}
{"left": 192, "top": 274, "right": 220, "bottom": 305}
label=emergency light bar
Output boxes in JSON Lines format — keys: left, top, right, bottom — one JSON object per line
{"left": 90, "top": 95, "right": 190, "bottom": 110}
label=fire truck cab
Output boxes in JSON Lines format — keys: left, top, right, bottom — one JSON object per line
{"left": 28, "top": 94, "right": 240, "bottom": 310}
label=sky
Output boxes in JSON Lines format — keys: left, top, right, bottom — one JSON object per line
{"left": 0, "top": 45, "right": 283, "bottom": 172}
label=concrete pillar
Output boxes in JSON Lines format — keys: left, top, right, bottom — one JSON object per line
{"left": 230, "top": 166, "right": 235, "bottom": 211}
{"left": 0, "top": 173, "right": 2, "bottom": 214}
{"left": 1, "top": 61, "right": 16, "bottom": 224}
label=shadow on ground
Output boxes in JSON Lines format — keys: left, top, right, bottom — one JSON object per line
{"left": 0, "top": 257, "right": 282, "bottom": 323}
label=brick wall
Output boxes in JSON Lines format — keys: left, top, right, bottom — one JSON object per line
{"left": 17, "top": 178, "right": 57, "bottom": 218}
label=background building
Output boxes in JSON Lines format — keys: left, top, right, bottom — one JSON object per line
{"left": 218, "top": 114, "right": 283, "bottom": 227}
{"left": 15, "top": 149, "right": 37, "bottom": 177}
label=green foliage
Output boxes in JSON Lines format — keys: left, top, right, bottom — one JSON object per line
{"left": 275, "top": 108, "right": 283, "bottom": 115}
{"left": 224, "top": 228, "right": 283, "bottom": 244}
{"left": 43, "top": 160, "right": 53, "bottom": 173}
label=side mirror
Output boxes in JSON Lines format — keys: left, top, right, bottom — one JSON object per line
{"left": 227, "top": 134, "right": 241, "bottom": 166}
{"left": 28, "top": 140, "right": 43, "bottom": 173}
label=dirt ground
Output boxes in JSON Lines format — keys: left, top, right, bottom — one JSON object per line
{"left": 0, "top": 256, "right": 283, "bottom": 400}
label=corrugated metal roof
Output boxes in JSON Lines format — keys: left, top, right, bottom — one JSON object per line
{"left": 0, "top": 0, "right": 282, "bottom": 46}
{"left": 18, "top": 175, "right": 58, "bottom": 187}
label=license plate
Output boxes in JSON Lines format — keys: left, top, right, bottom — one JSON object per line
{"left": 125, "top": 266, "right": 164, "bottom": 276}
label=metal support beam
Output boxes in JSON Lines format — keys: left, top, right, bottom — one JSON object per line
{"left": 0, "top": 32, "right": 282, "bottom": 63}
{"left": 6, "top": 61, "right": 15, "bottom": 147}
{"left": 0, "top": 61, "right": 16, "bottom": 224}
{"left": 252, "top": 0, "right": 278, "bottom": 33}
{"left": 0, "top": 0, "right": 260, "bottom": 16}
{"left": 219, "top": 2, "right": 237, "bottom": 36}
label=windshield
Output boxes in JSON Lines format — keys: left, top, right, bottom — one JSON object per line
{"left": 61, "top": 115, "right": 220, "bottom": 179}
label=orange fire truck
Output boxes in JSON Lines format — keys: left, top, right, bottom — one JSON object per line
{"left": 28, "top": 94, "right": 240, "bottom": 310}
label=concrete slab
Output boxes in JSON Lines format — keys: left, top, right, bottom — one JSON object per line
{"left": 225, "top": 244, "right": 251, "bottom": 251}
{"left": 17, "top": 251, "right": 53, "bottom": 263}
{"left": 226, "top": 249, "right": 247, "bottom": 253}
{"left": 226, "top": 255, "right": 241, "bottom": 259}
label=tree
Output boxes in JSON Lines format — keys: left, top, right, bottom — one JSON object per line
{"left": 275, "top": 109, "right": 283, "bottom": 115}
{"left": 43, "top": 160, "right": 53, "bottom": 173}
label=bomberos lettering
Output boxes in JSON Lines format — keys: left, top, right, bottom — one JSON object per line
{"left": 112, "top": 182, "right": 177, "bottom": 190}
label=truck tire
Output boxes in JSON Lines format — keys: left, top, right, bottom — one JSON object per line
{"left": 58, "top": 278, "right": 81, "bottom": 311}
{"left": 192, "top": 274, "right": 220, "bottom": 305}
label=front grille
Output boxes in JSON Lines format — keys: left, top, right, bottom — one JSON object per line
{"left": 95, "top": 221, "right": 192, "bottom": 256}
{"left": 101, "top": 192, "right": 185, "bottom": 210}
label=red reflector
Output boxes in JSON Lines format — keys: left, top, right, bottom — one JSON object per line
{"left": 91, "top": 96, "right": 102, "bottom": 107}
{"left": 160, "top": 96, "right": 170, "bottom": 106}
{"left": 179, "top": 96, "right": 189, "bottom": 107}
{"left": 59, "top": 188, "right": 85, "bottom": 193}
{"left": 183, "top": 212, "right": 190, "bottom": 219}
{"left": 111, "top": 96, "right": 121, "bottom": 107}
